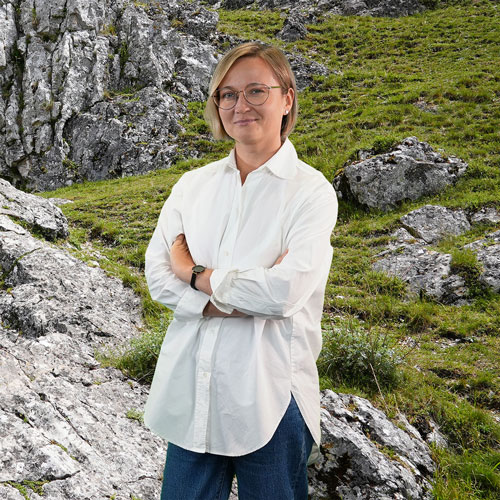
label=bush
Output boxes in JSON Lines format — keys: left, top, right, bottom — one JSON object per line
{"left": 97, "top": 316, "right": 168, "bottom": 383}
{"left": 318, "top": 319, "right": 402, "bottom": 392}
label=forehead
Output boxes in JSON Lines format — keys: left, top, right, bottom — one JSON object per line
{"left": 219, "top": 56, "right": 277, "bottom": 88}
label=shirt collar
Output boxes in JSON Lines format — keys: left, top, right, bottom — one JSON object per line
{"left": 226, "top": 138, "right": 298, "bottom": 180}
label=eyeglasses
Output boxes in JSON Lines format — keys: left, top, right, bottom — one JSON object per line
{"left": 213, "top": 83, "right": 283, "bottom": 110}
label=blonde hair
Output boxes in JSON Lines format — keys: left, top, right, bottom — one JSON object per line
{"left": 204, "top": 42, "right": 298, "bottom": 141}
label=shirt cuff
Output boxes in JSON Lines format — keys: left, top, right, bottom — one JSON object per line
{"left": 174, "top": 286, "right": 210, "bottom": 322}
{"left": 209, "top": 269, "right": 234, "bottom": 315}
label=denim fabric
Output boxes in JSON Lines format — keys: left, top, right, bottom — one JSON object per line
{"left": 160, "top": 394, "right": 314, "bottom": 500}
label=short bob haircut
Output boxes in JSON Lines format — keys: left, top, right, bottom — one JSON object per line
{"left": 204, "top": 42, "right": 298, "bottom": 142}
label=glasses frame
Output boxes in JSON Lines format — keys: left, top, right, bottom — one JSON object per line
{"left": 212, "top": 83, "right": 283, "bottom": 110}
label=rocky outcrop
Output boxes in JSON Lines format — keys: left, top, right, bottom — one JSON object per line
{"left": 400, "top": 205, "right": 470, "bottom": 244}
{"left": 372, "top": 205, "right": 500, "bottom": 304}
{"left": 373, "top": 228, "right": 469, "bottom": 304}
{"left": 0, "top": 186, "right": 166, "bottom": 497}
{"left": 223, "top": 0, "right": 427, "bottom": 17}
{"left": 0, "top": 0, "right": 218, "bottom": 191}
{"left": 308, "top": 390, "right": 434, "bottom": 500}
{"left": 333, "top": 137, "right": 468, "bottom": 211}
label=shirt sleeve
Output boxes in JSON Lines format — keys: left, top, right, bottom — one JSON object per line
{"left": 209, "top": 184, "right": 338, "bottom": 320}
{"left": 145, "top": 177, "right": 210, "bottom": 321}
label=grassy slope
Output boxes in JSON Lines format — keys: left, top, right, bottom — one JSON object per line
{"left": 44, "top": 1, "right": 500, "bottom": 497}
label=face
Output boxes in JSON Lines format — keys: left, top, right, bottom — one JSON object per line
{"left": 217, "top": 56, "right": 294, "bottom": 150}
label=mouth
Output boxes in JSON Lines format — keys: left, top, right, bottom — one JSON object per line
{"left": 233, "top": 118, "right": 257, "bottom": 125}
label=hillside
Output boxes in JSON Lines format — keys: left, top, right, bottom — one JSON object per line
{"left": 39, "top": 1, "right": 500, "bottom": 498}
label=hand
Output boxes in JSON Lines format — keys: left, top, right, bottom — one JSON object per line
{"left": 273, "top": 249, "right": 288, "bottom": 266}
{"left": 170, "top": 234, "right": 195, "bottom": 283}
{"left": 203, "top": 301, "right": 248, "bottom": 318}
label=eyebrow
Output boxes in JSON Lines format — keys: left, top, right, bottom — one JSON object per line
{"left": 219, "top": 82, "right": 264, "bottom": 89}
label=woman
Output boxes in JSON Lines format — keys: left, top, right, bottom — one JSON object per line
{"left": 144, "top": 42, "right": 338, "bottom": 499}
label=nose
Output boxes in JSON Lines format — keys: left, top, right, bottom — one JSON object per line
{"left": 233, "top": 91, "right": 251, "bottom": 113}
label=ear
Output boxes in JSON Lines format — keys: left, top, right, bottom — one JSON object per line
{"left": 284, "top": 87, "right": 295, "bottom": 109}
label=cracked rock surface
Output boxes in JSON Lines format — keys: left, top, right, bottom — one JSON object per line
{"left": 0, "top": 183, "right": 165, "bottom": 498}
{"left": 372, "top": 206, "right": 500, "bottom": 304}
{"left": 0, "top": 0, "right": 218, "bottom": 191}
{"left": 308, "top": 390, "right": 434, "bottom": 499}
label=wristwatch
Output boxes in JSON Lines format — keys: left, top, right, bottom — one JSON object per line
{"left": 190, "top": 264, "right": 206, "bottom": 291}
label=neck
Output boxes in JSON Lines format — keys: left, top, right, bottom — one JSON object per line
{"left": 235, "top": 139, "right": 283, "bottom": 184}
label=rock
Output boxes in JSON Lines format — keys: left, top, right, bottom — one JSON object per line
{"left": 0, "top": 0, "right": 219, "bottom": 191}
{"left": 0, "top": 178, "right": 68, "bottom": 240}
{"left": 465, "top": 230, "right": 500, "bottom": 293}
{"left": 373, "top": 238, "right": 469, "bottom": 304}
{"left": 279, "top": 9, "right": 309, "bottom": 42}
{"left": 308, "top": 390, "right": 434, "bottom": 500}
{"left": 333, "top": 137, "right": 468, "bottom": 211}
{"left": 222, "top": 0, "right": 427, "bottom": 18}
{"left": 400, "top": 205, "right": 471, "bottom": 244}
{"left": 471, "top": 207, "right": 500, "bottom": 225}
{"left": 0, "top": 189, "right": 165, "bottom": 498}
{"left": 0, "top": 222, "right": 141, "bottom": 339}
{"left": 372, "top": 210, "right": 500, "bottom": 303}
{"left": 168, "top": 3, "right": 219, "bottom": 40}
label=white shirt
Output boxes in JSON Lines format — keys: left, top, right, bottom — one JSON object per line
{"left": 144, "top": 139, "right": 338, "bottom": 457}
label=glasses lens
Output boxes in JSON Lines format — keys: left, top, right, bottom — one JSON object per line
{"left": 214, "top": 88, "right": 237, "bottom": 109}
{"left": 244, "top": 84, "right": 269, "bottom": 105}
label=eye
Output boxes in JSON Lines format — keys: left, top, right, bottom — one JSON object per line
{"left": 248, "top": 86, "right": 266, "bottom": 95}
{"left": 220, "top": 90, "right": 236, "bottom": 100}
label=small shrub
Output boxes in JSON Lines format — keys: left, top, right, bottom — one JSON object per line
{"left": 125, "top": 408, "right": 144, "bottom": 422}
{"left": 97, "top": 317, "right": 168, "bottom": 382}
{"left": 318, "top": 320, "right": 402, "bottom": 392}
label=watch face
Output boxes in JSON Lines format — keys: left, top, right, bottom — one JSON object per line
{"left": 192, "top": 265, "right": 206, "bottom": 273}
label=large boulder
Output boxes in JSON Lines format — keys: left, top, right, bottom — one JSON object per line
{"left": 0, "top": 178, "right": 68, "bottom": 240}
{"left": 308, "top": 390, "right": 434, "bottom": 499}
{"left": 333, "top": 137, "right": 468, "bottom": 211}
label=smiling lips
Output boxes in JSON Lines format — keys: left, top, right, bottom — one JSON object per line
{"left": 234, "top": 118, "right": 258, "bottom": 125}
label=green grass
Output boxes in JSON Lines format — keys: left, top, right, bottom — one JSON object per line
{"left": 42, "top": 1, "right": 500, "bottom": 498}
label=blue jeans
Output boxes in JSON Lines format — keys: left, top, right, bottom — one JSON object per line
{"left": 160, "top": 394, "right": 314, "bottom": 500}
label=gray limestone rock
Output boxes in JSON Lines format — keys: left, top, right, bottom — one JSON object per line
{"left": 0, "top": 178, "right": 68, "bottom": 240}
{"left": 373, "top": 239, "right": 469, "bottom": 304}
{"left": 0, "top": 192, "right": 165, "bottom": 497}
{"left": 471, "top": 207, "right": 500, "bottom": 225}
{"left": 224, "top": 0, "right": 426, "bottom": 17}
{"left": 400, "top": 205, "right": 471, "bottom": 244}
{"left": 0, "top": 0, "right": 219, "bottom": 191}
{"left": 0, "top": 221, "right": 141, "bottom": 339}
{"left": 308, "top": 390, "right": 434, "bottom": 500}
{"left": 333, "top": 137, "right": 468, "bottom": 211}
{"left": 372, "top": 209, "right": 500, "bottom": 303}
{"left": 279, "top": 9, "right": 309, "bottom": 42}
{"left": 465, "top": 230, "right": 500, "bottom": 293}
